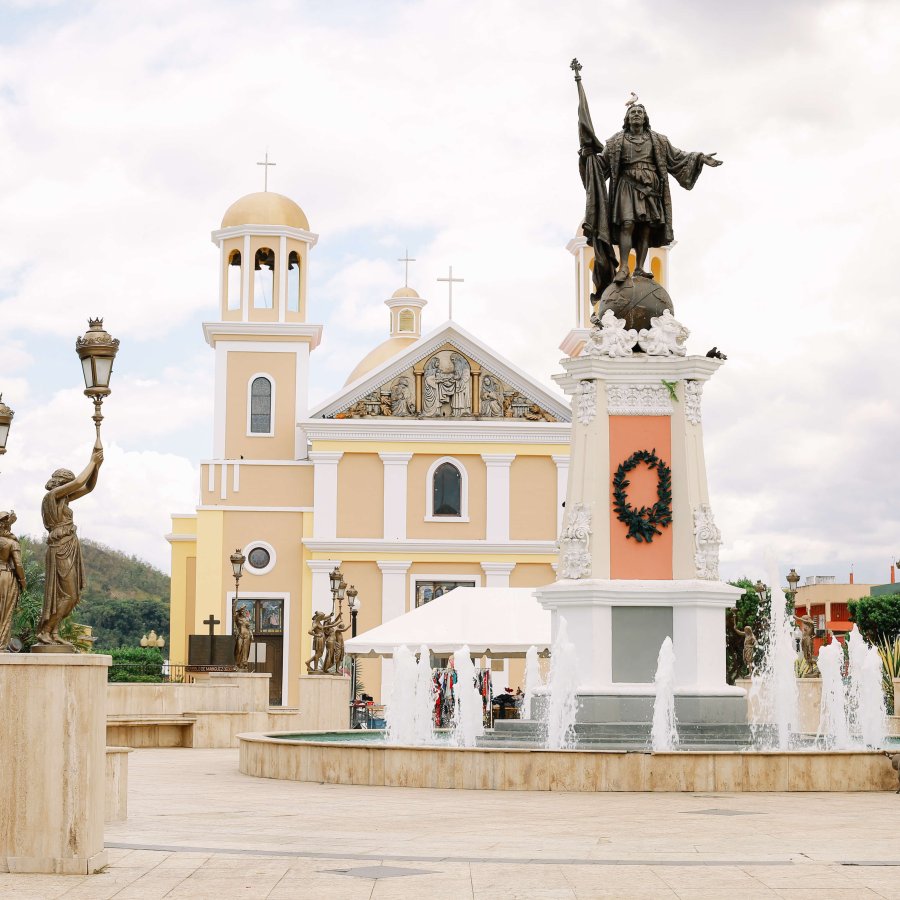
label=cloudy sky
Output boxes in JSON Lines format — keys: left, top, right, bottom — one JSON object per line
{"left": 1, "top": 0, "right": 898, "bottom": 584}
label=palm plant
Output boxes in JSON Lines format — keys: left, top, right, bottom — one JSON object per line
{"left": 877, "top": 634, "right": 900, "bottom": 715}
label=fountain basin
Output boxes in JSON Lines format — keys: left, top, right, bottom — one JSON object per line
{"left": 238, "top": 731, "right": 898, "bottom": 792}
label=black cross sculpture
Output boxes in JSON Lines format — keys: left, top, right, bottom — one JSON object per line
{"left": 203, "top": 613, "right": 221, "bottom": 665}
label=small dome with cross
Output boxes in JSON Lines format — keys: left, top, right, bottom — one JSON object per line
{"left": 221, "top": 191, "right": 310, "bottom": 230}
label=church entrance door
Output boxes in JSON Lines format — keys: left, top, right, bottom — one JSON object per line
{"left": 233, "top": 597, "right": 285, "bottom": 705}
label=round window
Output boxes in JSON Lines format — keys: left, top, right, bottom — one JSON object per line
{"left": 247, "top": 547, "right": 271, "bottom": 570}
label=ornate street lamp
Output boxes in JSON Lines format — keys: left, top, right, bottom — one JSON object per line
{"left": 785, "top": 568, "right": 800, "bottom": 603}
{"left": 76, "top": 318, "right": 119, "bottom": 446}
{"left": 140, "top": 630, "right": 165, "bottom": 649}
{"left": 230, "top": 548, "right": 246, "bottom": 602}
{"left": 0, "top": 394, "right": 13, "bottom": 456}
{"left": 347, "top": 586, "right": 360, "bottom": 712}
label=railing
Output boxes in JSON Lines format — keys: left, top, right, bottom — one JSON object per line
{"left": 107, "top": 662, "right": 194, "bottom": 684}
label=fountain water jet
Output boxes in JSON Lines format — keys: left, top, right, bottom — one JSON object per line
{"left": 523, "top": 645, "right": 543, "bottom": 720}
{"left": 544, "top": 618, "right": 579, "bottom": 750}
{"left": 451, "top": 646, "right": 484, "bottom": 748}
{"left": 651, "top": 637, "right": 679, "bottom": 751}
{"left": 385, "top": 644, "right": 418, "bottom": 744}
{"left": 414, "top": 644, "right": 436, "bottom": 744}
{"left": 749, "top": 576, "right": 798, "bottom": 749}
{"left": 817, "top": 639, "right": 851, "bottom": 749}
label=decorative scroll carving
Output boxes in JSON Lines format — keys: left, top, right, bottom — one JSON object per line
{"left": 575, "top": 380, "right": 596, "bottom": 426}
{"left": 636, "top": 309, "right": 689, "bottom": 356}
{"left": 683, "top": 380, "right": 703, "bottom": 426}
{"left": 693, "top": 504, "right": 721, "bottom": 581}
{"left": 606, "top": 383, "right": 673, "bottom": 416}
{"left": 558, "top": 502, "right": 592, "bottom": 580}
{"left": 583, "top": 309, "right": 638, "bottom": 358}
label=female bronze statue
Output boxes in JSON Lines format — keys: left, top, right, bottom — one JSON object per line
{"left": 34, "top": 446, "right": 103, "bottom": 648}
{"left": 233, "top": 605, "right": 253, "bottom": 670}
{"left": 0, "top": 510, "right": 26, "bottom": 651}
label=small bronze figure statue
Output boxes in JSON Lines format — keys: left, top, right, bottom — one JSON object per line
{"left": 324, "top": 612, "right": 352, "bottom": 674}
{"left": 305, "top": 611, "right": 327, "bottom": 673}
{"left": 33, "top": 446, "right": 103, "bottom": 649}
{"left": 570, "top": 59, "right": 722, "bottom": 317}
{"left": 885, "top": 752, "right": 900, "bottom": 793}
{"left": 733, "top": 624, "right": 757, "bottom": 674}
{"left": 794, "top": 613, "right": 817, "bottom": 671}
{"left": 0, "top": 510, "right": 26, "bottom": 652}
{"left": 233, "top": 605, "right": 253, "bottom": 671}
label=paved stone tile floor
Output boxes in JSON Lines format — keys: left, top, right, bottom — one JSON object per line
{"left": 3, "top": 749, "right": 899, "bottom": 898}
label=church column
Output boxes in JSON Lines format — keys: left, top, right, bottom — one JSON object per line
{"left": 482, "top": 454, "right": 515, "bottom": 543}
{"left": 470, "top": 363, "right": 481, "bottom": 416}
{"left": 379, "top": 452, "right": 412, "bottom": 540}
{"left": 310, "top": 452, "right": 343, "bottom": 539}
{"left": 307, "top": 559, "right": 341, "bottom": 615}
{"left": 241, "top": 233, "right": 251, "bottom": 322}
{"left": 413, "top": 362, "right": 425, "bottom": 413}
{"left": 480, "top": 562, "right": 516, "bottom": 588}
{"left": 552, "top": 455, "right": 570, "bottom": 536}
{"left": 377, "top": 560, "right": 412, "bottom": 702}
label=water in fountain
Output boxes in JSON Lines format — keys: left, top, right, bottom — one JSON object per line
{"left": 523, "top": 645, "right": 543, "bottom": 720}
{"left": 749, "top": 576, "right": 798, "bottom": 749}
{"left": 847, "top": 626, "right": 887, "bottom": 748}
{"left": 385, "top": 644, "right": 418, "bottom": 744}
{"left": 817, "top": 638, "right": 851, "bottom": 749}
{"left": 651, "top": 636, "right": 679, "bottom": 751}
{"left": 544, "top": 617, "right": 579, "bottom": 750}
{"left": 451, "top": 646, "right": 484, "bottom": 748}
{"left": 413, "top": 644, "right": 436, "bottom": 744}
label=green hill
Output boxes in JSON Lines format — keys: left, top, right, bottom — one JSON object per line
{"left": 18, "top": 536, "right": 170, "bottom": 651}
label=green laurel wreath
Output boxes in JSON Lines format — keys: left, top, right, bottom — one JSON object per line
{"left": 612, "top": 449, "right": 673, "bottom": 543}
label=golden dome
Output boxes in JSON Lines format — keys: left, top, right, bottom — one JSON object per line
{"left": 344, "top": 336, "right": 418, "bottom": 386}
{"left": 221, "top": 192, "right": 310, "bottom": 230}
{"left": 390, "top": 286, "right": 420, "bottom": 299}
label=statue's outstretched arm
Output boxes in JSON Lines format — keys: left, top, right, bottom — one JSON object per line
{"left": 52, "top": 446, "right": 104, "bottom": 501}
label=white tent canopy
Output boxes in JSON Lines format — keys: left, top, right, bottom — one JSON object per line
{"left": 344, "top": 587, "right": 551, "bottom": 658}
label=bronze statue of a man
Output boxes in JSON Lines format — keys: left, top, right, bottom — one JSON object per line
{"left": 571, "top": 60, "right": 723, "bottom": 297}
{"left": 34, "top": 446, "right": 103, "bottom": 648}
{"left": 794, "top": 614, "right": 817, "bottom": 668}
{"left": 733, "top": 624, "right": 757, "bottom": 674}
{"left": 0, "top": 510, "right": 26, "bottom": 651}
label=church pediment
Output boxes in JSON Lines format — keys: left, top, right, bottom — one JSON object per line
{"left": 310, "top": 324, "right": 570, "bottom": 423}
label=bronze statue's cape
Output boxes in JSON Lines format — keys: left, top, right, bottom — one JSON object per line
{"left": 575, "top": 77, "right": 617, "bottom": 299}
{"left": 601, "top": 130, "right": 704, "bottom": 248}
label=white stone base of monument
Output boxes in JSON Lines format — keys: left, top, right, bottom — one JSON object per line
{"left": 536, "top": 578, "right": 746, "bottom": 723}
{"left": 0, "top": 654, "right": 110, "bottom": 874}
{"left": 297, "top": 674, "right": 350, "bottom": 731}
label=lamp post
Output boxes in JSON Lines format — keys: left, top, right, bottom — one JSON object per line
{"left": 347, "top": 586, "right": 360, "bottom": 711}
{"left": 140, "top": 630, "right": 165, "bottom": 649}
{"left": 0, "top": 394, "right": 13, "bottom": 457}
{"left": 75, "top": 318, "right": 119, "bottom": 448}
{"left": 230, "top": 547, "right": 246, "bottom": 607}
{"left": 785, "top": 568, "right": 800, "bottom": 604}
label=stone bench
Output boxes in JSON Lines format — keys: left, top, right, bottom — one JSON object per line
{"left": 106, "top": 715, "right": 197, "bottom": 748}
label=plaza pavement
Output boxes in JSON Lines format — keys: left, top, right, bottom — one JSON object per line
{"left": 2, "top": 747, "right": 899, "bottom": 899}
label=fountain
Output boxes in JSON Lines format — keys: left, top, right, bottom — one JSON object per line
{"left": 385, "top": 644, "right": 418, "bottom": 745}
{"left": 651, "top": 637, "right": 678, "bottom": 751}
{"left": 543, "top": 619, "right": 579, "bottom": 750}
{"left": 450, "top": 645, "right": 484, "bottom": 748}
{"left": 817, "top": 639, "right": 851, "bottom": 749}
{"left": 847, "top": 626, "right": 888, "bottom": 748}
{"left": 749, "top": 578, "right": 799, "bottom": 749}
{"left": 414, "top": 644, "right": 436, "bottom": 745}
{"left": 523, "top": 645, "right": 543, "bottom": 720}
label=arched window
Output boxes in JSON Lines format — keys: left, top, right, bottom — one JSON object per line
{"left": 432, "top": 462, "right": 462, "bottom": 517}
{"left": 287, "top": 251, "right": 300, "bottom": 313}
{"left": 249, "top": 376, "right": 273, "bottom": 434}
{"left": 398, "top": 308, "right": 414, "bottom": 332}
{"left": 227, "top": 250, "right": 242, "bottom": 310}
{"left": 254, "top": 247, "right": 275, "bottom": 309}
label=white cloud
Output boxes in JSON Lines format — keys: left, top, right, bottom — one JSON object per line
{"left": 1, "top": 0, "right": 898, "bottom": 583}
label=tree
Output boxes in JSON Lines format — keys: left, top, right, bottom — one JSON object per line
{"left": 849, "top": 594, "right": 900, "bottom": 643}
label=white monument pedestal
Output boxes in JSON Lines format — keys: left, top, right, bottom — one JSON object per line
{"left": 540, "top": 346, "right": 746, "bottom": 724}
{"left": 0, "top": 654, "right": 110, "bottom": 874}
{"left": 297, "top": 674, "right": 350, "bottom": 731}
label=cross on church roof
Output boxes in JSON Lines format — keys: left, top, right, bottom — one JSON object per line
{"left": 437, "top": 265, "right": 464, "bottom": 320}
{"left": 398, "top": 249, "right": 416, "bottom": 288}
{"left": 256, "top": 152, "right": 276, "bottom": 191}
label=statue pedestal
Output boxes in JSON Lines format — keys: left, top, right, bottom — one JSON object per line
{"left": 0, "top": 654, "right": 110, "bottom": 874}
{"left": 297, "top": 674, "right": 350, "bottom": 731}
{"left": 539, "top": 349, "right": 744, "bottom": 724}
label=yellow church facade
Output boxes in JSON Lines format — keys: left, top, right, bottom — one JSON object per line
{"left": 167, "top": 188, "right": 574, "bottom": 707}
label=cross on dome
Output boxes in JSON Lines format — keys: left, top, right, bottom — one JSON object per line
{"left": 256, "top": 151, "right": 277, "bottom": 191}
